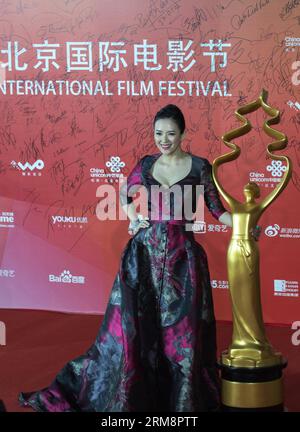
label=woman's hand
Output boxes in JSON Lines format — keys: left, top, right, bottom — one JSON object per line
{"left": 250, "top": 225, "right": 262, "bottom": 241}
{"left": 128, "top": 215, "right": 150, "bottom": 236}
{"left": 218, "top": 211, "right": 233, "bottom": 228}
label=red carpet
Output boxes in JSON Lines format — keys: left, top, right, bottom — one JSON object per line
{"left": 0, "top": 309, "right": 299, "bottom": 412}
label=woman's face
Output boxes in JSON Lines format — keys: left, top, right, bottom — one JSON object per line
{"left": 154, "top": 118, "right": 183, "bottom": 154}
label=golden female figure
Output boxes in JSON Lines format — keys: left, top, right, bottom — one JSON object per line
{"left": 212, "top": 89, "right": 292, "bottom": 367}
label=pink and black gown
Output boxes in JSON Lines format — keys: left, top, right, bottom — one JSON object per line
{"left": 19, "top": 153, "right": 227, "bottom": 412}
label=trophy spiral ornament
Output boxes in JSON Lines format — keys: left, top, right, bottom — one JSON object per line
{"left": 212, "top": 89, "right": 292, "bottom": 411}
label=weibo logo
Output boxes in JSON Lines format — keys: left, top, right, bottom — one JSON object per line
{"left": 264, "top": 224, "right": 280, "bottom": 237}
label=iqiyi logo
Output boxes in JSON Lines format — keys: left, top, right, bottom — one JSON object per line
{"left": 0, "top": 322, "right": 6, "bottom": 346}
{"left": 265, "top": 224, "right": 280, "bottom": 237}
{"left": 106, "top": 156, "right": 125, "bottom": 173}
{"left": 266, "top": 161, "right": 287, "bottom": 177}
{"left": 291, "top": 321, "right": 300, "bottom": 346}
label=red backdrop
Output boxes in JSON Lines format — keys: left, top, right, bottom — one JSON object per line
{"left": 0, "top": 0, "right": 299, "bottom": 324}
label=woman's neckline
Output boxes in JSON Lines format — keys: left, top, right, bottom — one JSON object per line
{"left": 148, "top": 152, "right": 193, "bottom": 188}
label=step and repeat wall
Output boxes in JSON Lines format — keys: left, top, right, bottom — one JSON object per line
{"left": 0, "top": 0, "right": 299, "bottom": 324}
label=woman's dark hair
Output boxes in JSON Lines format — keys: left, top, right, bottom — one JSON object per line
{"left": 153, "top": 104, "right": 185, "bottom": 134}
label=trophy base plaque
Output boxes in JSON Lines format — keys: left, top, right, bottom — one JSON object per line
{"left": 218, "top": 359, "right": 287, "bottom": 412}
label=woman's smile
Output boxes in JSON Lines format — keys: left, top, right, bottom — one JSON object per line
{"left": 160, "top": 143, "right": 172, "bottom": 150}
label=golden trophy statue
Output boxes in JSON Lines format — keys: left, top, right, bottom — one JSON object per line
{"left": 212, "top": 89, "right": 292, "bottom": 411}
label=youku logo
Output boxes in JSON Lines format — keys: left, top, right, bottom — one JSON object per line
{"left": 11, "top": 159, "right": 44, "bottom": 175}
{"left": 51, "top": 215, "right": 88, "bottom": 228}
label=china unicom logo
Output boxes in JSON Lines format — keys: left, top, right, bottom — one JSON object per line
{"left": 265, "top": 224, "right": 280, "bottom": 237}
{"left": 266, "top": 160, "right": 287, "bottom": 177}
{"left": 106, "top": 156, "right": 125, "bottom": 173}
{"left": 11, "top": 159, "right": 44, "bottom": 171}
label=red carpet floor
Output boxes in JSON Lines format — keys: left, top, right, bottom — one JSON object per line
{"left": 0, "top": 309, "right": 299, "bottom": 412}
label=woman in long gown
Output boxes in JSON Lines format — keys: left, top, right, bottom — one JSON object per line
{"left": 19, "top": 105, "right": 232, "bottom": 412}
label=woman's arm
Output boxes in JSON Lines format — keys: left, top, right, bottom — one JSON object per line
{"left": 202, "top": 159, "right": 229, "bottom": 221}
{"left": 119, "top": 155, "right": 147, "bottom": 220}
{"left": 211, "top": 158, "right": 239, "bottom": 208}
{"left": 121, "top": 201, "right": 139, "bottom": 224}
{"left": 218, "top": 211, "right": 232, "bottom": 227}
{"left": 119, "top": 155, "right": 150, "bottom": 234}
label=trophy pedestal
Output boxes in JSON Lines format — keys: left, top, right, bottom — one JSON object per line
{"left": 218, "top": 359, "right": 287, "bottom": 411}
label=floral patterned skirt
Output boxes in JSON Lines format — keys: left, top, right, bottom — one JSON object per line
{"left": 19, "top": 221, "right": 220, "bottom": 412}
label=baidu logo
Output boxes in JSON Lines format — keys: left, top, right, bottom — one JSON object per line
{"left": 61, "top": 270, "right": 72, "bottom": 283}
{"left": 106, "top": 156, "right": 125, "bottom": 173}
{"left": 266, "top": 160, "right": 287, "bottom": 177}
{"left": 265, "top": 224, "right": 280, "bottom": 237}
{"left": 49, "top": 269, "right": 85, "bottom": 284}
